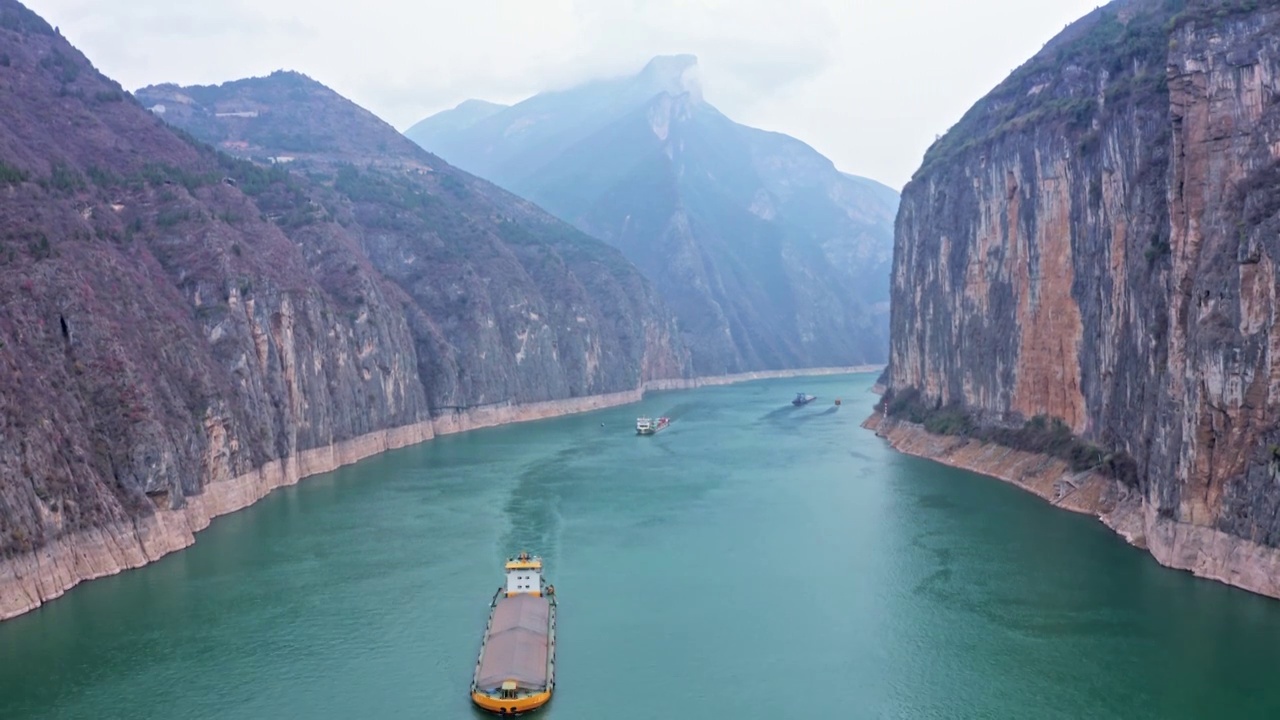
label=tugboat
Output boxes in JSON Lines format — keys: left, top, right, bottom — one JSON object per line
{"left": 636, "top": 416, "right": 671, "bottom": 435}
{"left": 471, "top": 551, "right": 557, "bottom": 716}
{"left": 792, "top": 392, "right": 817, "bottom": 406}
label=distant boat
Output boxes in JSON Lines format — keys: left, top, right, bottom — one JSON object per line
{"left": 834, "top": 398, "right": 842, "bottom": 407}
{"left": 471, "top": 551, "right": 557, "bottom": 716}
{"left": 636, "top": 416, "right": 671, "bottom": 435}
{"left": 792, "top": 393, "right": 817, "bottom": 406}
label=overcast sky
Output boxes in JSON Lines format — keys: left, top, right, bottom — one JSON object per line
{"left": 26, "top": 0, "right": 1101, "bottom": 191}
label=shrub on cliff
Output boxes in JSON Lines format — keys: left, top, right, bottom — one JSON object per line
{"left": 883, "top": 386, "right": 925, "bottom": 422}
{"left": 0, "top": 160, "right": 26, "bottom": 185}
{"left": 924, "top": 405, "right": 974, "bottom": 436}
{"left": 884, "top": 387, "right": 1137, "bottom": 485}
{"left": 1169, "top": 0, "right": 1263, "bottom": 30}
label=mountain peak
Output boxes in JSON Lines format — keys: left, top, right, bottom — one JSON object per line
{"left": 455, "top": 98, "right": 507, "bottom": 112}
{"left": 135, "top": 71, "right": 429, "bottom": 170}
{"left": 640, "top": 54, "right": 698, "bottom": 75}
{"left": 403, "top": 48, "right": 897, "bottom": 376}
{"left": 636, "top": 54, "right": 702, "bottom": 103}
{"left": 260, "top": 69, "right": 328, "bottom": 92}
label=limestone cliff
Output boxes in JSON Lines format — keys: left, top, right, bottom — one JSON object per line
{"left": 0, "top": 0, "right": 690, "bottom": 620}
{"left": 881, "top": 0, "right": 1280, "bottom": 598}
{"left": 133, "top": 70, "right": 694, "bottom": 407}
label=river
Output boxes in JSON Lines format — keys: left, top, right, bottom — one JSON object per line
{"left": 4, "top": 372, "right": 1280, "bottom": 719}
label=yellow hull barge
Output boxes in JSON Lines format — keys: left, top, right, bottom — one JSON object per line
{"left": 470, "top": 551, "right": 557, "bottom": 716}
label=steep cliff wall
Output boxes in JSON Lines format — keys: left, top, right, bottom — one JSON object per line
{"left": 883, "top": 0, "right": 1280, "bottom": 598}
{"left": 0, "top": 1, "right": 692, "bottom": 621}
{"left": 133, "top": 71, "right": 695, "bottom": 407}
{"left": 0, "top": 0, "right": 429, "bottom": 566}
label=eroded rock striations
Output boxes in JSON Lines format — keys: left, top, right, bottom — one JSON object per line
{"left": 133, "top": 70, "right": 695, "bottom": 410}
{"left": 0, "top": 0, "right": 692, "bottom": 620}
{"left": 876, "top": 0, "right": 1280, "bottom": 599}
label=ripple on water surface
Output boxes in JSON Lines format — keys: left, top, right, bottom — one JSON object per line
{"left": 5, "top": 374, "right": 1280, "bottom": 719}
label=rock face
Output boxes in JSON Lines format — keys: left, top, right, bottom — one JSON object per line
{"left": 0, "top": 0, "right": 691, "bottom": 619}
{"left": 134, "top": 71, "right": 694, "bottom": 408}
{"left": 407, "top": 55, "right": 899, "bottom": 376}
{"left": 882, "top": 0, "right": 1280, "bottom": 598}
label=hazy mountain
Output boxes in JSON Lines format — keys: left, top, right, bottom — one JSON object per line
{"left": 408, "top": 54, "right": 899, "bottom": 375}
{"left": 404, "top": 98, "right": 508, "bottom": 154}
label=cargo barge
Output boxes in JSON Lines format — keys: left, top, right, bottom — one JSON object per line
{"left": 636, "top": 416, "right": 670, "bottom": 435}
{"left": 470, "top": 552, "right": 557, "bottom": 716}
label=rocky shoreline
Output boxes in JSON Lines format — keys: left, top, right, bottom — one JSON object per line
{"left": 0, "top": 364, "right": 881, "bottom": 622}
{"left": 864, "top": 412, "right": 1280, "bottom": 602}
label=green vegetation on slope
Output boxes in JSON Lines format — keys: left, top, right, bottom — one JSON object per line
{"left": 916, "top": 0, "right": 1181, "bottom": 179}
{"left": 880, "top": 387, "right": 1140, "bottom": 487}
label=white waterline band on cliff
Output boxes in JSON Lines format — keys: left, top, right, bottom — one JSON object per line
{"left": 0, "top": 364, "right": 883, "bottom": 622}
{"left": 864, "top": 412, "right": 1280, "bottom": 603}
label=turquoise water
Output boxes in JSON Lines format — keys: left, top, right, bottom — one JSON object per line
{"left": 5, "top": 373, "right": 1280, "bottom": 719}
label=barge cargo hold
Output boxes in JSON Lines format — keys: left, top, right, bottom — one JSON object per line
{"left": 470, "top": 552, "right": 557, "bottom": 716}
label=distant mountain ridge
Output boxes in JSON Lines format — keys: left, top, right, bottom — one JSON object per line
{"left": 413, "top": 98, "right": 508, "bottom": 143}
{"left": 407, "top": 55, "right": 898, "bottom": 375}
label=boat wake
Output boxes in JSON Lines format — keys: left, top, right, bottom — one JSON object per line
{"left": 661, "top": 401, "right": 699, "bottom": 419}
{"left": 794, "top": 406, "right": 841, "bottom": 423}
{"left": 762, "top": 405, "right": 802, "bottom": 423}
